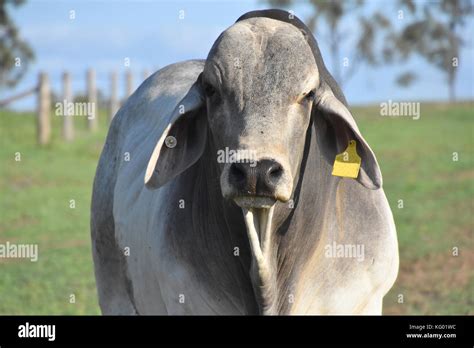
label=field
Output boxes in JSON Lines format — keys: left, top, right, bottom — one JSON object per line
{"left": 0, "top": 102, "right": 472, "bottom": 314}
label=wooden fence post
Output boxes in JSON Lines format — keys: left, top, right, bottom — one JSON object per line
{"left": 109, "top": 71, "right": 119, "bottom": 122}
{"left": 87, "top": 68, "right": 98, "bottom": 132}
{"left": 37, "top": 72, "right": 51, "bottom": 145}
{"left": 126, "top": 70, "right": 133, "bottom": 97}
{"left": 62, "top": 71, "right": 74, "bottom": 141}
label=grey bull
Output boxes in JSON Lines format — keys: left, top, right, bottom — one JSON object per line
{"left": 91, "top": 10, "right": 399, "bottom": 315}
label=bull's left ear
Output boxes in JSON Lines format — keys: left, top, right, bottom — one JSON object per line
{"left": 144, "top": 81, "right": 207, "bottom": 189}
{"left": 313, "top": 83, "right": 382, "bottom": 189}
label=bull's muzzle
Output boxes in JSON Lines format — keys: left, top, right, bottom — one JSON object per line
{"left": 228, "top": 159, "right": 284, "bottom": 208}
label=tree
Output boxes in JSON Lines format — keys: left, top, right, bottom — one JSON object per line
{"left": 0, "top": 0, "right": 34, "bottom": 89}
{"left": 391, "top": 0, "right": 473, "bottom": 101}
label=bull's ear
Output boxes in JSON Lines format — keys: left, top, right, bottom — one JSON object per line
{"left": 313, "top": 83, "right": 382, "bottom": 189}
{"left": 144, "top": 81, "right": 207, "bottom": 189}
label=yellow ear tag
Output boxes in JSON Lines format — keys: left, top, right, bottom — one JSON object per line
{"left": 332, "top": 140, "right": 361, "bottom": 179}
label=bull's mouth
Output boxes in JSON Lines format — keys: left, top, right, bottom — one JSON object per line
{"left": 233, "top": 196, "right": 276, "bottom": 209}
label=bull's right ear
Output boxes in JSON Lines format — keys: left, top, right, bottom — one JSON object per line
{"left": 144, "top": 81, "right": 207, "bottom": 189}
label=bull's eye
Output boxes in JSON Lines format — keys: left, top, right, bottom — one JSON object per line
{"left": 298, "top": 90, "right": 316, "bottom": 105}
{"left": 203, "top": 82, "right": 217, "bottom": 98}
{"left": 303, "top": 90, "right": 315, "bottom": 102}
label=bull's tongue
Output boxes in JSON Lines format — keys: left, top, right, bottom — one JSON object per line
{"left": 242, "top": 205, "right": 275, "bottom": 263}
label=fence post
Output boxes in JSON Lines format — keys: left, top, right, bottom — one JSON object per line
{"left": 109, "top": 71, "right": 119, "bottom": 122}
{"left": 126, "top": 70, "right": 133, "bottom": 97}
{"left": 87, "top": 68, "right": 98, "bottom": 132}
{"left": 62, "top": 71, "right": 74, "bottom": 141}
{"left": 37, "top": 72, "right": 51, "bottom": 145}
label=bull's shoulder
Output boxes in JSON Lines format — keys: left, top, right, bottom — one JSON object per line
{"left": 118, "top": 59, "right": 205, "bottom": 131}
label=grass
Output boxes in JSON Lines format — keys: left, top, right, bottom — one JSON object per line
{"left": 0, "top": 101, "right": 472, "bottom": 314}
{"left": 0, "top": 110, "right": 107, "bottom": 314}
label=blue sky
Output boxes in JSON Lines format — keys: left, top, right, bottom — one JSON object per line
{"left": 4, "top": 0, "right": 474, "bottom": 109}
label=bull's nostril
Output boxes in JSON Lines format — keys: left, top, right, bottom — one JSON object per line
{"left": 230, "top": 163, "right": 246, "bottom": 182}
{"left": 269, "top": 164, "right": 283, "bottom": 179}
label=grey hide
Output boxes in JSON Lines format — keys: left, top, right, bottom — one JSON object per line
{"left": 91, "top": 9, "right": 399, "bottom": 315}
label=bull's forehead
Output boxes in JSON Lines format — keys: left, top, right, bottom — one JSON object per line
{"left": 204, "top": 18, "right": 319, "bottom": 104}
